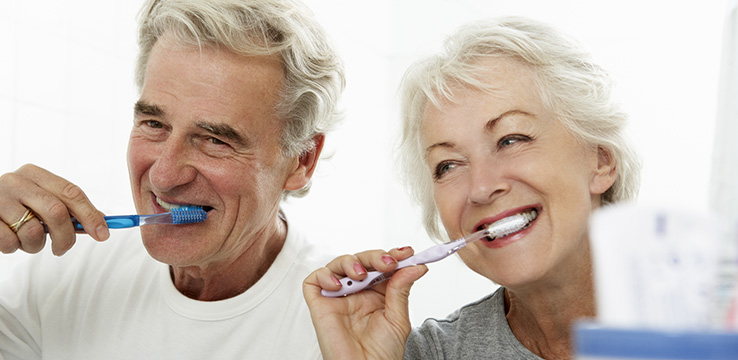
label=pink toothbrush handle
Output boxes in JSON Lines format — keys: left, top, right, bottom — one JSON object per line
{"left": 320, "top": 270, "right": 393, "bottom": 297}
{"left": 320, "top": 239, "right": 465, "bottom": 297}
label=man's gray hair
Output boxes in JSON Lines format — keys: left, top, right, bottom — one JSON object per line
{"left": 136, "top": 0, "right": 345, "bottom": 198}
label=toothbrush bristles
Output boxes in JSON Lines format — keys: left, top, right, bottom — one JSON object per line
{"left": 170, "top": 206, "right": 208, "bottom": 224}
{"left": 484, "top": 212, "right": 534, "bottom": 241}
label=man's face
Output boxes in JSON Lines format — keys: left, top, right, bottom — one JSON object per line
{"left": 127, "top": 35, "right": 300, "bottom": 268}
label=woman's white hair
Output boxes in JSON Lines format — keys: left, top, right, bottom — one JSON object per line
{"left": 136, "top": 0, "right": 345, "bottom": 198}
{"left": 398, "top": 17, "right": 641, "bottom": 240}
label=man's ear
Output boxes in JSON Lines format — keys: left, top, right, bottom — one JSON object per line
{"left": 284, "top": 134, "right": 325, "bottom": 191}
{"left": 590, "top": 145, "right": 618, "bottom": 195}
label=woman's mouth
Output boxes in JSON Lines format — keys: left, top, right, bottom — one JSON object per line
{"left": 477, "top": 208, "right": 538, "bottom": 242}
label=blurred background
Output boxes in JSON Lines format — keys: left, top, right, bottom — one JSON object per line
{"left": 0, "top": 0, "right": 730, "bottom": 325}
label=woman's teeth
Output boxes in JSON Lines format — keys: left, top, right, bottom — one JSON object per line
{"left": 483, "top": 209, "right": 538, "bottom": 242}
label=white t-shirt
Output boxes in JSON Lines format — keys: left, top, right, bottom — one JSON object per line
{"left": 0, "top": 218, "right": 331, "bottom": 360}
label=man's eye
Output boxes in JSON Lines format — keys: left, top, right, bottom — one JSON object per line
{"left": 208, "top": 137, "right": 227, "bottom": 145}
{"left": 145, "top": 120, "right": 164, "bottom": 129}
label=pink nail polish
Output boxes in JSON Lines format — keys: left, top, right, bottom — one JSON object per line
{"left": 382, "top": 255, "right": 396, "bottom": 265}
{"left": 331, "top": 275, "right": 341, "bottom": 287}
{"left": 353, "top": 262, "right": 366, "bottom": 275}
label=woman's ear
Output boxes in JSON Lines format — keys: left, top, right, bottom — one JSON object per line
{"left": 590, "top": 146, "right": 618, "bottom": 195}
{"left": 284, "top": 134, "right": 325, "bottom": 191}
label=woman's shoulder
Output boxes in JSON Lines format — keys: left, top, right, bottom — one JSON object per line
{"left": 405, "top": 287, "right": 541, "bottom": 360}
{"left": 418, "top": 287, "right": 505, "bottom": 331}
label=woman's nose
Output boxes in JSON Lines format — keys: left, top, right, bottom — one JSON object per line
{"left": 467, "top": 161, "right": 510, "bottom": 205}
{"left": 148, "top": 139, "right": 198, "bottom": 192}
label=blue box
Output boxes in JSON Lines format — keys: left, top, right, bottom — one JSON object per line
{"left": 575, "top": 323, "right": 738, "bottom": 359}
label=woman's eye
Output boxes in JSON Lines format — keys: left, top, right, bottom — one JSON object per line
{"left": 434, "top": 161, "right": 457, "bottom": 180}
{"left": 498, "top": 134, "right": 530, "bottom": 148}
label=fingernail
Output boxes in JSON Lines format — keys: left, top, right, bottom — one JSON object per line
{"left": 398, "top": 246, "right": 411, "bottom": 251}
{"left": 331, "top": 275, "right": 342, "bottom": 287}
{"left": 353, "top": 262, "right": 366, "bottom": 275}
{"left": 382, "top": 255, "right": 396, "bottom": 265}
{"left": 96, "top": 225, "right": 110, "bottom": 241}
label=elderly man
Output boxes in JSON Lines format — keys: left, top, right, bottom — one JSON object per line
{"left": 0, "top": 0, "right": 344, "bottom": 358}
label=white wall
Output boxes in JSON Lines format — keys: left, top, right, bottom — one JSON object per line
{"left": 1, "top": 0, "right": 728, "bottom": 325}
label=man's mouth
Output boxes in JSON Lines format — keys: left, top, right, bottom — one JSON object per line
{"left": 477, "top": 208, "right": 538, "bottom": 242}
{"left": 156, "top": 197, "right": 213, "bottom": 212}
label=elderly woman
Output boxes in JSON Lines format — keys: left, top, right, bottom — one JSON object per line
{"left": 303, "top": 16, "right": 640, "bottom": 359}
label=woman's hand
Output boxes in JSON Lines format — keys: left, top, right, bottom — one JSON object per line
{"left": 303, "top": 247, "right": 428, "bottom": 360}
{"left": 0, "top": 164, "right": 109, "bottom": 256}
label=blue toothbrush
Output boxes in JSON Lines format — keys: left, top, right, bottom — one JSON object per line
{"left": 42, "top": 206, "right": 208, "bottom": 233}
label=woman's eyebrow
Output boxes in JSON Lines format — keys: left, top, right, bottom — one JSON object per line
{"left": 486, "top": 109, "right": 534, "bottom": 131}
{"left": 424, "top": 109, "right": 535, "bottom": 158}
{"left": 425, "top": 141, "right": 455, "bottom": 159}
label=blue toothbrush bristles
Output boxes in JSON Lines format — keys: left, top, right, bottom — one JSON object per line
{"left": 170, "top": 206, "right": 208, "bottom": 224}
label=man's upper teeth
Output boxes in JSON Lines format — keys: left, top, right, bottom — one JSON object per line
{"left": 157, "top": 198, "right": 189, "bottom": 211}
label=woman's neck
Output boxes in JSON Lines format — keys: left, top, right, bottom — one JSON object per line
{"left": 504, "top": 268, "right": 596, "bottom": 360}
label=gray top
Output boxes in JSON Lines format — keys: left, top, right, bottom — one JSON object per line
{"left": 405, "top": 287, "right": 543, "bottom": 359}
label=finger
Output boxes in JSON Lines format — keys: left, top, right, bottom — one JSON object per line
{"left": 19, "top": 164, "right": 109, "bottom": 242}
{"left": 352, "top": 249, "right": 404, "bottom": 273}
{"left": 312, "top": 266, "right": 344, "bottom": 293}
{"left": 0, "top": 223, "right": 20, "bottom": 254}
{"left": 327, "top": 253, "right": 374, "bottom": 280}
{"left": 302, "top": 268, "right": 324, "bottom": 303}
{"left": 388, "top": 246, "right": 415, "bottom": 261}
{"left": 18, "top": 185, "right": 78, "bottom": 253}
{"left": 302, "top": 267, "right": 349, "bottom": 318}
{"left": 323, "top": 253, "right": 363, "bottom": 277}
{"left": 0, "top": 175, "right": 51, "bottom": 253}
{"left": 14, "top": 217, "right": 47, "bottom": 254}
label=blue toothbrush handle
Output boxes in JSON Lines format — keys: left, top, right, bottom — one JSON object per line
{"left": 45, "top": 215, "right": 141, "bottom": 233}
{"left": 75, "top": 215, "right": 140, "bottom": 231}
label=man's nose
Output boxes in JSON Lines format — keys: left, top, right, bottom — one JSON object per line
{"left": 148, "top": 138, "right": 198, "bottom": 192}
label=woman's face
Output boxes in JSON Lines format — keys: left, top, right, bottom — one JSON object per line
{"left": 420, "top": 57, "right": 616, "bottom": 289}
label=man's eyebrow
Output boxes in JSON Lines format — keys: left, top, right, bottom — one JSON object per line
{"left": 197, "top": 122, "right": 248, "bottom": 147}
{"left": 134, "top": 101, "right": 164, "bottom": 117}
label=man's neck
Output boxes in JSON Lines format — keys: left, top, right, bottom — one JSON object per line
{"left": 169, "top": 216, "right": 288, "bottom": 301}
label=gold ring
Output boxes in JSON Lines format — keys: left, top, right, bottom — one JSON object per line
{"left": 9, "top": 209, "right": 36, "bottom": 233}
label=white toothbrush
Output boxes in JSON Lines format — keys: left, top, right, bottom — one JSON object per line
{"left": 321, "top": 212, "right": 534, "bottom": 297}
